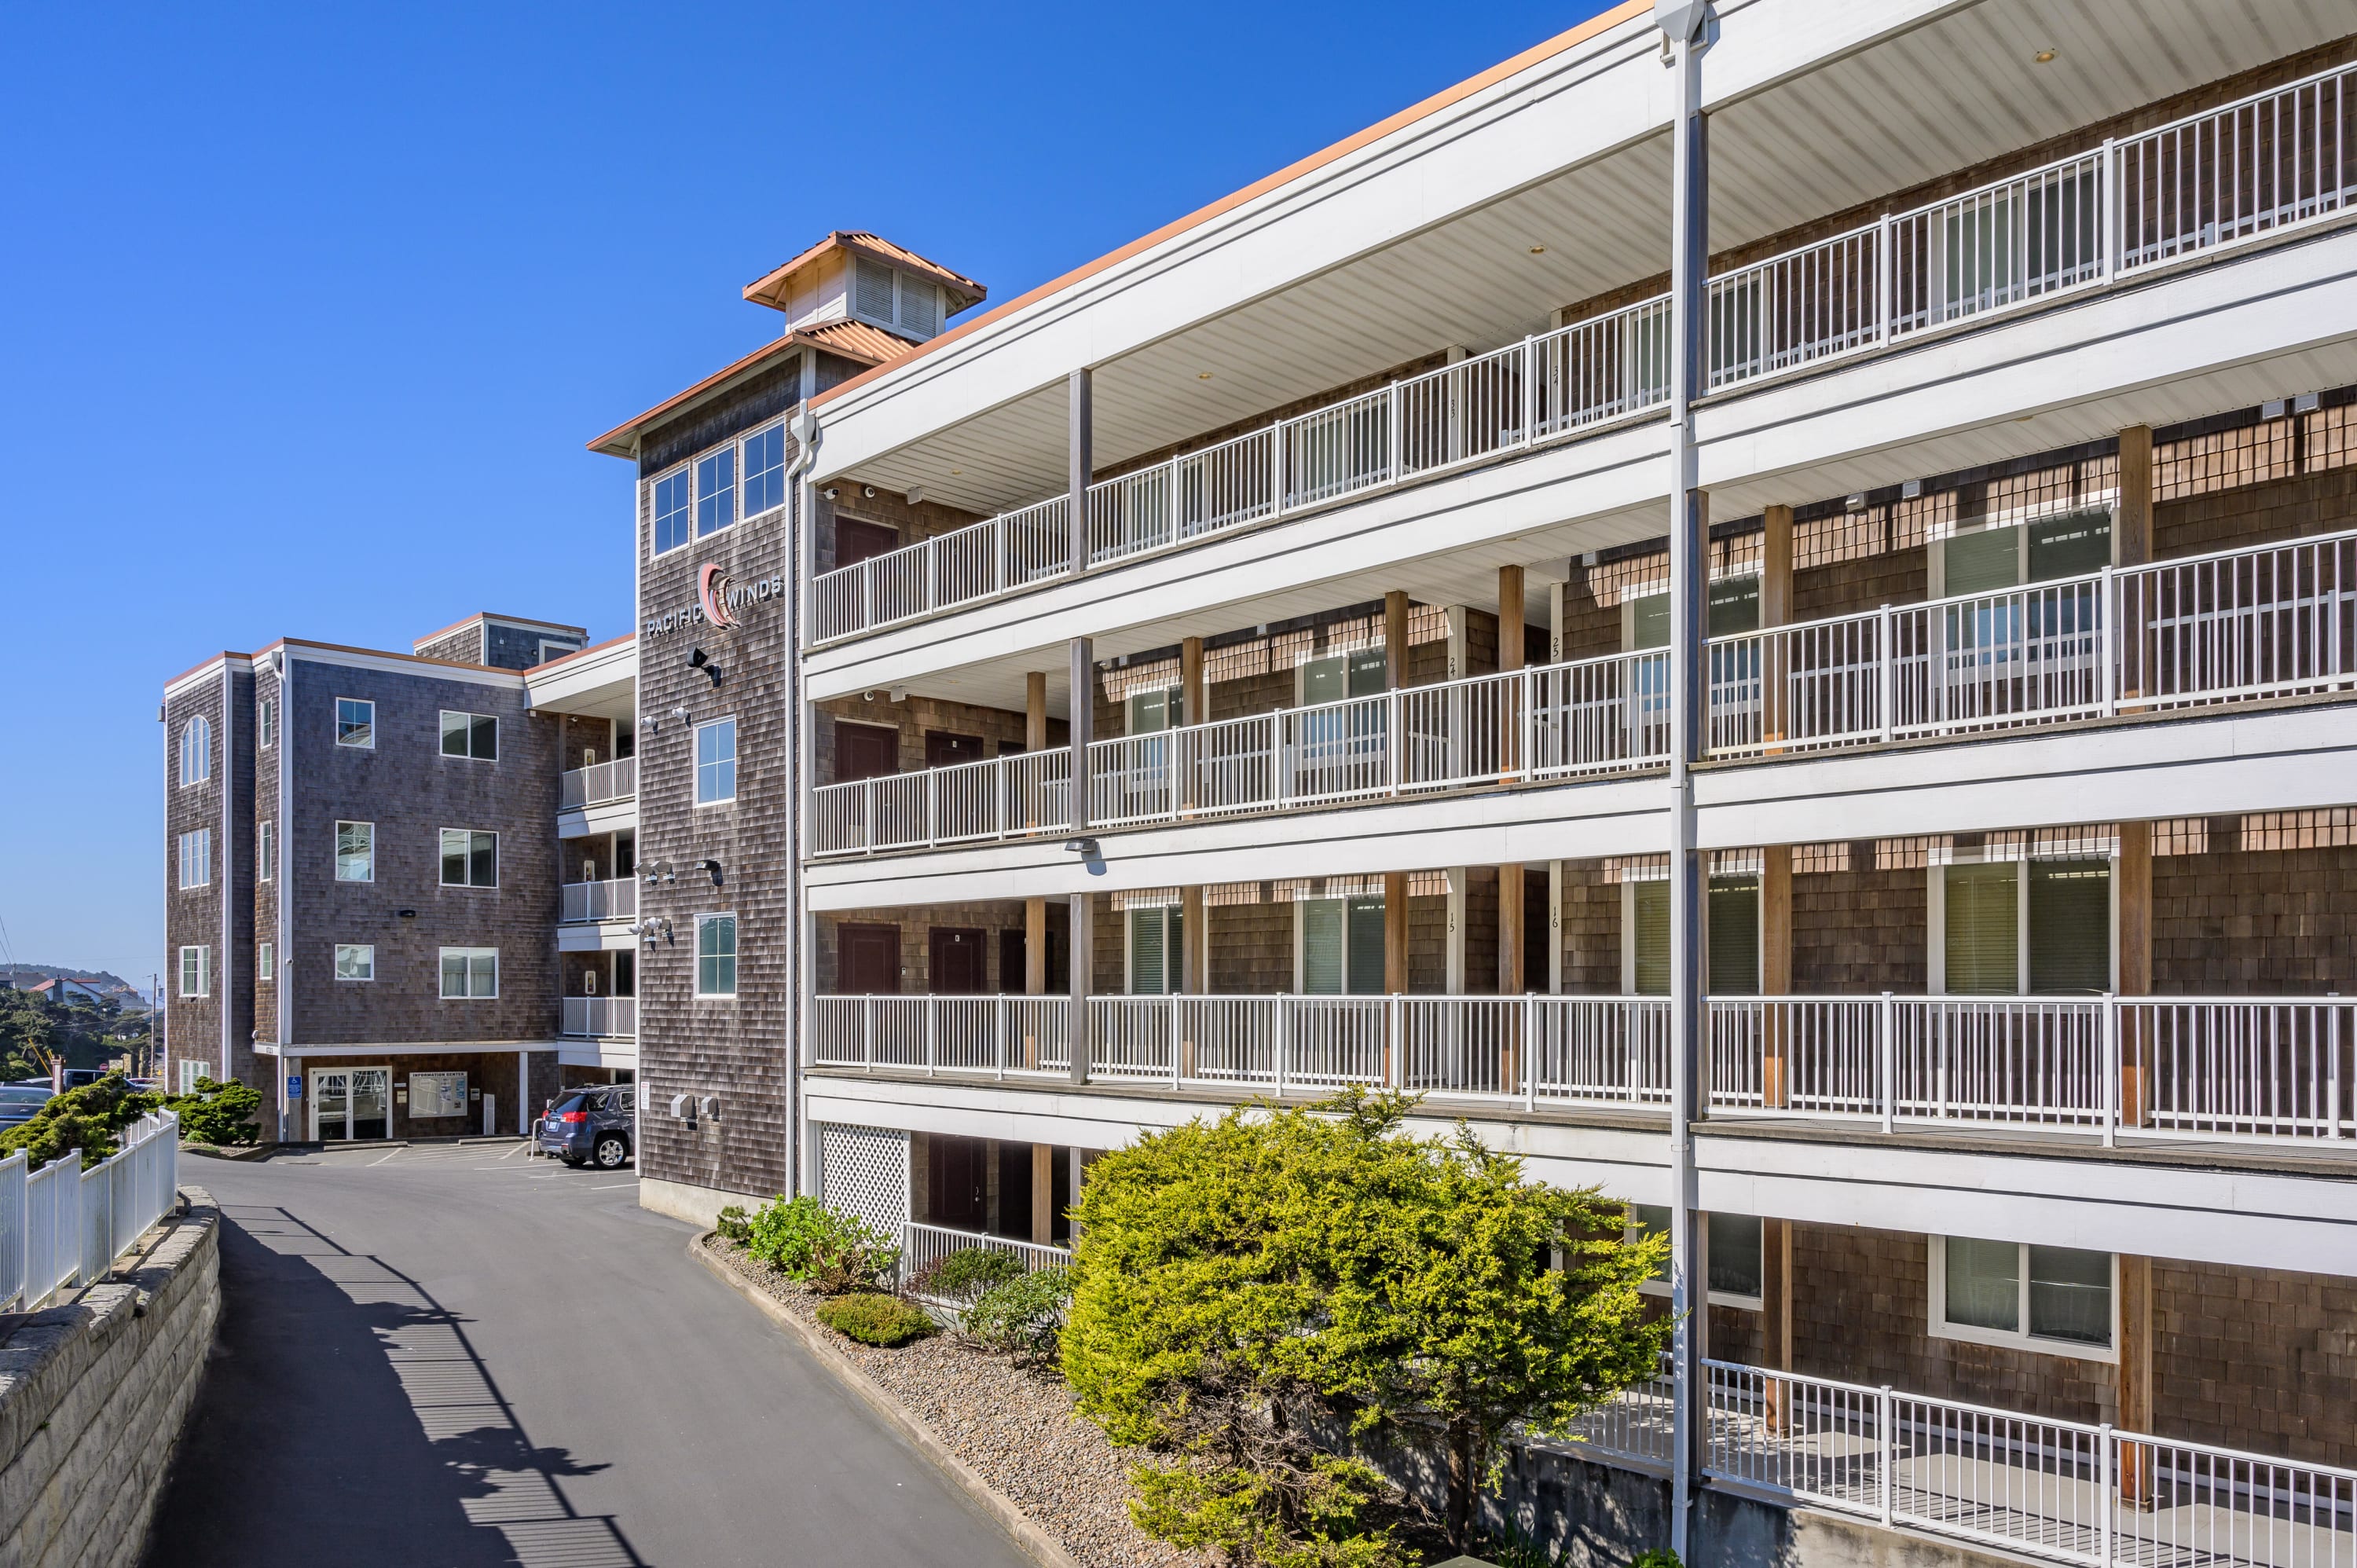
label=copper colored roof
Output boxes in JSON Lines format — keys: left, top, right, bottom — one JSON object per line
{"left": 799, "top": 318, "right": 915, "bottom": 367}
{"left": 744, "top": 231, "right": 987, "bottom": 313}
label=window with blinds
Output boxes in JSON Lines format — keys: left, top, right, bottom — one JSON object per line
{"left": 1128, "top": 907, "right": 1181, "bottom": 995}
{"left": 1632, "top": 879, "right": 1670, "bottom": 996}
{"left": 1943, "top": 863, "right": 2019, "bottom": 995}
{"left": 1708, "top": 876, "right": 1760, "bottom": 995}
{"left": 1300, "top": 896, "right": 1385, "bottom": 995}
{"left": 1126, "top": 687, "right": 1182, "bottom": 735}
{"left": 2029, "top": 859, "right": 2110, "bottom": 995}
{"left": 1629, "top": 577, "right": 1761, "bottom": 650}
{"left": 1942, "top": 508, "right": 2113, "bottom": 596}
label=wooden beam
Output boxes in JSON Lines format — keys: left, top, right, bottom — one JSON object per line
{"left": 1761, "top": 1218, "right": 1794, "bottom": 1432}
{"left": 1180, "top": 636, "right": 1205, "bottom": 727}
{"left": 2118, "top": 425, "right": 2154, "bottom": 567}
{"left": 1761, "top": 504, "right": 1794, "bottom": 628}
{"left": 1499, "top": 863, "right": 1526, "bottom": 995}
{"left": 2118, "top": 1254, "right": 2155, "bottom": 1504}
{"left": 1761, "top": 844, "right": 1791, "bottom": 1109}
{"left": 1384, "top": 871, "right": 1409, "bottom": 993}
{"left": 1385, "top": 590, "right": 1411, "bottom": 688}
{"left": 1025, "top": 670, "right": 1047, "bottom": 751}
{"left": 2117, "top": 819, "right": 2153, "bottom": 1127}
{"left": 1498, "top": 565, "right": 1526, "bottom": 672}
{"left": 1032, "top": 1143, "right": 1054, "bottom": 1245}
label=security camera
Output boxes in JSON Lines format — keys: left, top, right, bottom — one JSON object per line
{"left": 862, "top": 485, "right": 875, "bottom": 499}
{"left": 823, "top": 486, "right": 838, "bottom": 501}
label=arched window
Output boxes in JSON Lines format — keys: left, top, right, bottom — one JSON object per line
{"left": 179, "top": 716, "right": 211, "bottom": 786}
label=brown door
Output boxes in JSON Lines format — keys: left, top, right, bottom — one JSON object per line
{"left": 925, "top": 731, "right": 986, "bottom": 769}
{"left": 834, "top": 722, "right": 899, "bottom": 783}
{"left": 834, "top": 518, "right": 900, "bottom": 571}
{"left": 926, "top": 1134, "right": 986, "bottom": 1231}
{"left": 999, "top": 929, "right": 1026, "bottom": 994}
{"left": 838, "top": 924, "right": 901, "bottom": 994}
{"left": 929, "top": 928, "right": 987, "bottom": 994}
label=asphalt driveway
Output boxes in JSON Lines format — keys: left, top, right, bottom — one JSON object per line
{"left": 141, "top": 1141, "right": 1032, "bottom": 1568}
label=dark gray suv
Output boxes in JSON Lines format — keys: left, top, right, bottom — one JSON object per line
{"left": 536, "top": 1086, "right": 635, "bottom": 1170}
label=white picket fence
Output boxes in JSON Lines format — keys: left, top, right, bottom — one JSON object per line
{"left": 808, "top": 60, "right": 2357, "bottom": 646}
{"left": 0, "top": 1111, "right": 181, "bottom": 1310}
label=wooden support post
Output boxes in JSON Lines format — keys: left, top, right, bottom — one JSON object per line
{"left": 1500, "top": 565, "right": 1525, "bottom": 779}
{"left": 1761, "top": 844, "right": 1792, "bottom": 1109}
{"left": 2117, "top": 819, "right": 2153, "bottom": 1127}
{"left": 2117, "top": 1253, "right": 2155, "bottom": 1508}
{"left": 1181, "top": 636, "right": 1206, "bottom": 727}
{"left": 1761, "top": 1218, "right": 1793, "bottom": 1432}
{"left": 1025, "top": 672, "right": 1048, "bottom": 750}
{"left": 1762, "top": 504, "right": 1794, "bottom": 750}
{"left": 1032, "top": 1143, "right": 1054, "bottom": 1244}
{"left": 1385, "top": 590, "right": 1411, "bottom": 689}
{"left": 1499, "top": 861, "right": 1526, "bottom": 1091}
{"left": 2117, "top": 426, "right": 2154, "bottom": 567}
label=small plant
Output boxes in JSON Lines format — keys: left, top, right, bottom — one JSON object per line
{"left": 739, "top": 1196, "right": 900, "bottom": 1293}
{"left": 1479, "top": 1523, "right": 1575, "bottom": 1568}
{"left": 962, "top": 1266, "right": 1072, "bottom": 1362}
{"left": 816, "top": 1291, "right": 937, "bottom": 1347}
{"left": 910, "top": 1246, "right": 1024, "bottom": 1302}
{"left": 1629, "top": 1551, "right": 1681, "bottom": 1568}
{"left": 714, "top": 1205, "right": 752, "bottom": 1244}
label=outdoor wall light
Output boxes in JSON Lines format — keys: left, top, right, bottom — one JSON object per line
{"left": 823, "top": 486, "right": 838, "bottom": 501}
{"left": 862, "top": 485, "right": 875, "bottom": 498}
{"left": 696, "top": 858, "right": 724, "bottom": 886}
{"left": 671, "top": 705, "right": 691, "bottom": 724}
{"left": 1062, "top": 837, "right": 1100, "bottom": 857}
{"left": 687, "top": 646, "right": 722, "bottom": 687}
{"left": 398, "top": 909, "right": 417, "bottom": 919}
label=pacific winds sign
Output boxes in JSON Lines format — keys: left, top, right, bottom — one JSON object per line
{"left": 644, "top": 566, "right": 787, "bottom": 638}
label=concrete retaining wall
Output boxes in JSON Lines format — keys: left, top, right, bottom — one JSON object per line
{"left": 0, "top": 1185, "right": 219, "bottom": 1568}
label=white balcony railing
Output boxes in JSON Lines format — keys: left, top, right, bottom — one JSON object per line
{"left": 808, "top": 61, "right": 2357, "bottom": 647}
{"left": 810, "top": 994, "right": 2352, "bottom": 1144}
{"left": 559, "top": 756, "right": 637, "bottom": 810}
{"left": 561, "top": 996, "right": 636, "bottom": 1039}
{"left": 813, "top": 521, "right": 2357, "bottom": 858}
{"left": 809, "top": 295, "right": 1673, "bottom": 643}
{"left": 560, "top": 878, "right": 638, "bottom": 923}
{"left": 897, "top": 1220, "right": 1070, "bottom": 1305}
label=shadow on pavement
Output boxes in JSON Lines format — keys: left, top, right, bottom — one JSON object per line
{"left": 142, "top": 1203, "right": 645, "bottom": 1568}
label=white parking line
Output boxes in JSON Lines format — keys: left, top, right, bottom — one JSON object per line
{"left": 588, "top": 1183, "right": 635, "bottom": 1191}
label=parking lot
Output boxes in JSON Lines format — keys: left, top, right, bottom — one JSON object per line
{"left": 143, "top": 1141, "right": 1031, "bottom": 1568}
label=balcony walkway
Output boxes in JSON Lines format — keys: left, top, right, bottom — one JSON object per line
{"left": 813, "top": 525, "right": 2357, "bottom": 859}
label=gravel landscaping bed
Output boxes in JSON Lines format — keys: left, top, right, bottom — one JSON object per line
{"left": 706, "top": 1235, "right": 1205, "bottom": 1568}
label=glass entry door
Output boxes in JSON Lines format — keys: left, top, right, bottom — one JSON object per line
{"left": 312, "top": 1067, "right": 392, "bottom": 1141}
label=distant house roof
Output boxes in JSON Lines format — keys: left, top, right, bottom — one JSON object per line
{"left": 742, "top": 231, "right": 987, "bottom": 314}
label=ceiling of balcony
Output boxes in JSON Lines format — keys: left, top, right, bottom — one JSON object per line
{"left": 838, "top": 0, "right": 2355, "bottom": 522}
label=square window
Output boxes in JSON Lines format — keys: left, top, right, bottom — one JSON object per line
{"left": 1944, "top": 1236, "right": 2021, "bottom": 1332}
{"left": 178, "top": 946, "right": 211, "bottom": 998}
{"left": 334, "top": 943, "right": 375, "bottom": 982}
{"left": 440, "top": 711, "right": 497, "bottom": 760}
{"left": 695, "top": 718, "right": 737, "bottom": 804}
{"left": 697, "top": 914, "right": 737, "bottom": 997}
{"left": 440, "top": 829, "right": 498, "bottom": 888}
{"left": 696, "top": 447, "right": 736, "bottom": 537}
{"left": 258, "top": 820, "right": 275, "bottom": 882}
{"left": 335, "top": 822, "right": 374, "bottom": 882}
{"left": 653, "top": 470, "right": 691, "bottom": 555}
{"left": 439, "top": 948, "right": 499, "bottom": 999}
{"left": 337, "top": 698, "right": 376, "bottom": 748}
{"left": 742, "top": 423, "right": 788, "bottom": 518}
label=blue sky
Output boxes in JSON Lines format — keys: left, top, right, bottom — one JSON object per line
{"left": 0, "top": 0, "right": 1614, "bottom": 986}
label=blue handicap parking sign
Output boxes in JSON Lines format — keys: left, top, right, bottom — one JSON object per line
{"left": 287, "top": 1075, "right": 302, "bottom": 1099}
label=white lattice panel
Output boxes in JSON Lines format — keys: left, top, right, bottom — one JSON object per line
{"left": 819, "top": 1123, "right": 908, "bottom": 1236}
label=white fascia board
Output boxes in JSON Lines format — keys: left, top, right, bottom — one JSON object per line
{"left": 1693, "top": 702, "right": 2357, "bottom": 850}
{"left": 1695, "top": 226, "right": 2357, "bottom": 503}
{"left": 808, "top": 0, "right": 1962, "bottom": 485}
{"left": 1699, "top": 1134, "right": 2357, "bottom": 1273}
{"left": 557, "top": 1041, "right": 638, "bottom": 1070}
{"left": 282, "top": 1039, "right": 563, "bottom": 1057}
{"left": 804, "top": 417, "right": 1673, "bottom": 700}
{"left": 803, "top": 771, "right": 1668, "bottom": 910}
{"left": 809, "top": 31, "right": 1673, "bottom": 480}
{"left": 163, "top": 656, "right": 248, "bottom": 702}
{"left": 286, "top": 643, "right": 529, "bottom": 692}
{"left": 558, "top": 801, "right": 637, "bottom": 841}
{"left": 526, "top": 639, "right": 637, "bottom": 709}
{"left": 556, "top": 924, "right": 641, "bottom": 954}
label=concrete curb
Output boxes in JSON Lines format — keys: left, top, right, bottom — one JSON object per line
{"left": 690, "top": 1234, "right": 1086, "bottom": 1568}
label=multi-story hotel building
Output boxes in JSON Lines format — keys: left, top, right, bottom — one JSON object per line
{"left": 159, "top": 613, "right": 650, "bottom": 1140}
{"left": 301, "top": 0, "right": 2357, "bottom": 1557}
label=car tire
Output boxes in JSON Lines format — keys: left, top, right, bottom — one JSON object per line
{"left": 593, "top": 1134, "right": 630, "bottom": 1171}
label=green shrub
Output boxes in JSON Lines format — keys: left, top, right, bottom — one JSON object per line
{"left": 715, "top": 1205, "right": 752, "bottom": 1244}
{"left": 816, "top": 1291, "right": 936, "bottom": 1347}
{"left": 741, "top": 1196, "right": 900, "bottom": 1293}
{"left": 0, "top": 1073, "right": 167, "bottom": 1171}
{"left": 1629, "top": 1551, "right": 1681, "bottom": 1568}
{"left": 911, "top": 1246, "right": 1023, "bottom": 1302}
{"left": 962, "top": 1266, "right": 1072, "bottom": 1362}
{"left": 170, "top": 1077, "right": 261, "bottom": 1145}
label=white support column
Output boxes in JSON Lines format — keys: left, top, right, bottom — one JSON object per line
{"left": 1658, "top": 1, "right": 1713, "bottom": 1559}
{"left": 517, "top": 1049, "right": 531, "bottom": 1137}
{"left": 1068, "top": 368, "right": 1094, "bottom": 574}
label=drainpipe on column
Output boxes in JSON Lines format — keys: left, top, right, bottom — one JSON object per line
{"left": 786, "top": 386, "right": 821, "bottom": 1196}
{"left": 1656, "top": 0, "right": 1714, "bottom": 1561}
